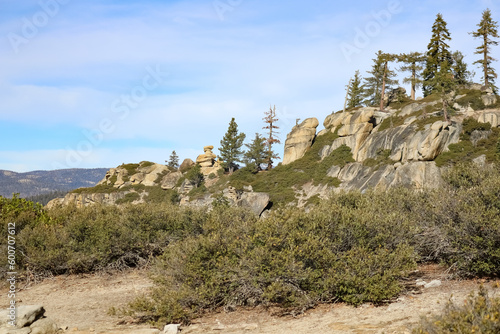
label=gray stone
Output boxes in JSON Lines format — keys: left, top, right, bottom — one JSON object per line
{"left": 482, "top": 94, "right": 497, "bottom": 106}
{"left": 179, "top": 179, "right": 195, "bottom": 194}
{"left": 239, "top": 192, "right": 270, "bottom": 216}
{"left": 161, "top": 172, "right": 182, "bottom": 190}
{"left": 163, "top": 324, "right": 181, "bottom": 334}
{"left": 424, "top": 280, "right": 442, "bottom": 288}
{"left": 327, "top": 165, "right": 341, "bottom": 178}
{"left": 142, "top": 164, "right": 171, "bottom": 187}
{"left": 15, "top": 305, "right": 45, "bottom": 328}
{"left": 30, "top": 317, "right": 58, "bottom": 334}
{"left": 473, "top": 154, "right": 487, "bottom": 167}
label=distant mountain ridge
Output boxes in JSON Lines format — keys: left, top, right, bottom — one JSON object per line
{"left": 0, "top": 168, "right": 109, "bottom": 198}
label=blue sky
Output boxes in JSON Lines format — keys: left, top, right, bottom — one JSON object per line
{"left": 0, "top": 0, "right": 498, "bottom": 172}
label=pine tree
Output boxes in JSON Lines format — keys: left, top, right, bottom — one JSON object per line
{"left": 347, "top": 70, "right": 363, "bottom": 109}
{"left": 219, "top": 118, "right": 246, "bottom": 174}
{"left": 423, "top": 13, "right": 453, "bottom": 97}
{"left": 263, "top": 105, "right": 280, "bottom": 170}
{"left": 452, "top": 51, "right": 474, "bottom": 86}
{"left": 399, "top": 52, "right": 425, "bottom": 100}
{"left": 435, "top": 59, "right": 456, "bottom": 123}
{"left": 167, "top": 150, "right": 179, "bottom": 169}
{"left": 470, "top": 8, "right": 499, "bottom": 92}
{"left": 185, "top": 164, "right": 203, "bottom": 188}
{"left": 243, "top": 133, "right": 267, "bottom": 172}
{"left": 363, "top": 51, "right": 397, "bottom": 109}
{"left": 379, "top": 53, "right": 398, "bottom": 112}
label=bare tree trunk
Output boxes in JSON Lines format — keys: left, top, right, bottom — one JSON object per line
{"left": 484, "top": 35, "right": 489, "bottom": 88}
{"left": 343, "top": 78, "right": 352, "bottom": 113}
{"left": 380, "top": 62, "right": 388, "bottom": 112}
{"left": 442, "top": 88, "right": 449, "bottom": 123}
{"left": 411, "top": 69, "right": 416, "bottom": 100}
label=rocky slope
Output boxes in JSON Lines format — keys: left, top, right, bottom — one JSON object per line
{"left": 48, "top": 87, "right": 500, "bottom": 211}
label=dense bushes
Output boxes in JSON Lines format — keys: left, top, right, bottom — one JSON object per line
{"left": 129, "top": 203, "right": 416, "bottom": 324}
{"left": 0, "top": 201, "right": 205, "bottom": 277}
{"left": 2, "top": 162, "right": 500, "bottom": 324}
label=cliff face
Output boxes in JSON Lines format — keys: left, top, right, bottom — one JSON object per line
{"left": 283, "top": 90, "right": 500, "bottom": 203}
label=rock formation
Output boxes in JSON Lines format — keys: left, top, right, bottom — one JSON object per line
{"left": 282, "top": 118, "right": 319, "bottom": 164}
{"left": 195, "top": 145, "right": 222, "bottom": 176}
{"left": 179, "top": 158, "right": 195, "bottom": 172}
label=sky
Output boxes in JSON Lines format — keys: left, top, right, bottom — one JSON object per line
{"left": 0, "top": 0, "right": 498, "bottom": 172}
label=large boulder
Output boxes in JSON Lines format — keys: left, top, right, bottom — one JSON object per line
{"left": 30, "top": 317, "right": 59, "bottom": 334}
{"left": 478, "top": 110, "right": 500, "bottom": 127}
{"left": 141, "top": 164, "right": 170, "bottom": 187}
{"left": 239, "top": 192, "right": 270, "bottom": 216}
{"left": 161, "top": 171, "right": 182, "bottom": 190}
{"left": 179, "top": 158, "right": 195, "bottom": 173}
{"left": 282, "top": 118, "right": 319, "bottom": 165}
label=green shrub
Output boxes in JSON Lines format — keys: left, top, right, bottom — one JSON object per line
{"left": 461, "top": 117, "right": 492, "bottom": 140}
{"left": 128, "top": 200, "right": 417, "bottom": 325}
{"left": 249, "top": 140, "right": 352, "bottom": 203}
{"left": 115, "top": 192, "right": 141, "bottom": 205}
{"left": 10, "top": 203, "right": 205, "bottom": 276}
{"left": 362, "top": 149, "right": 393, "bottom": 168}
{"left": 139, "top": 161, "right": 154, "bottom": 168}
{"left": 414, "top": 115, "right": 443, "bottom": 132}
{"left": 378, "top": 116, "right": 405, "bottom": 132}
{"left": 120, "top": 163, "right": 140, "bottom": 175}
{"left": 412, "top": 286, "right": 500, "bottom": 334}
{"left": 437, "top": 164, "right": 500, "bottom": 276}
{"left": 457, "top": 89, "right": 486, "bottom": 110}
{"left": 185, "top": 164, "right": 203, "bottom": 188}
{"left": 435, "top": 127, "right": 499, "bottom": 167}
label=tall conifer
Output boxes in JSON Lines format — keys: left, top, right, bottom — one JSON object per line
{"left": 399, "top": 52, "right": 425, "bottom": 100}
{"left": 423, "top": 13, "right": 452, "bottom": 97}
{"left": 470, "top": 8, "right": 499, "bottom": 92}
{"left": 347, "top": 70, "right": 363, "bottom": 109}
{"left": 219, "top": 118, "right": 246, "bottom": 174}
{"left": 363, "top": 51, "right": 397, "bottom": 109}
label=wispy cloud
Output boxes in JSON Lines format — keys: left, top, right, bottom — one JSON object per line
{"left": 0, "top": 0, "right": 498, "bottom": 171}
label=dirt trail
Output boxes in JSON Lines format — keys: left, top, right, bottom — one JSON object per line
{"left": 1, "top": 266, "right": 498, "bottom": 334}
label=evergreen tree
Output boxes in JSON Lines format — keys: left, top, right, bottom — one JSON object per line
{"left": 470, "top": 8, "right": 499, "bottom": 92}
{"left": 363, "top": 51, "right": 397, "bottom": 109}
{"left": 399, "top": 52, "right": 425, "bottom": 100}
{"left": 185, "top": 164, "right": 203, "bottom": 188}
{"left": 243, "top": 133, "right": 267, "bottom": 172}
{"left": 452, "top": 51, "right": 474, "bottom": 86}
{"left": 423, "top": 13, "right": 453, "bottom": 97}
{"left": 347, "top": 70, "right": 363, "bottom": 109}
{"left": 435, "top": 59, "right": 456, "bottom": 123}
{"left": 263, "top": 105, "right": 280, "bottom": 170}
{"left": 167, "top": 150, "right": 179, "bottom": 169}
{"left": 379, "top": 53, "right": 398, "bottom": 112}
{"left": 219, "top": 118, "right": 246, "bottom": 174}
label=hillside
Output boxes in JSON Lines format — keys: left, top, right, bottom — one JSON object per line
{"left": 0, "top": 168, "right": 109, "bottom": 198}
{"left": 48, "top": 87, "right": 500, "bottom": 211}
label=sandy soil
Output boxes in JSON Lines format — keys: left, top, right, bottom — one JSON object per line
{"left": 1, "top": 265, "right": 499, "bottom": 334}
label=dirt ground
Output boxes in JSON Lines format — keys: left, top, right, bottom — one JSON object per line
{"left": 1, "top": 265, "right": 499, "bottom": 334}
